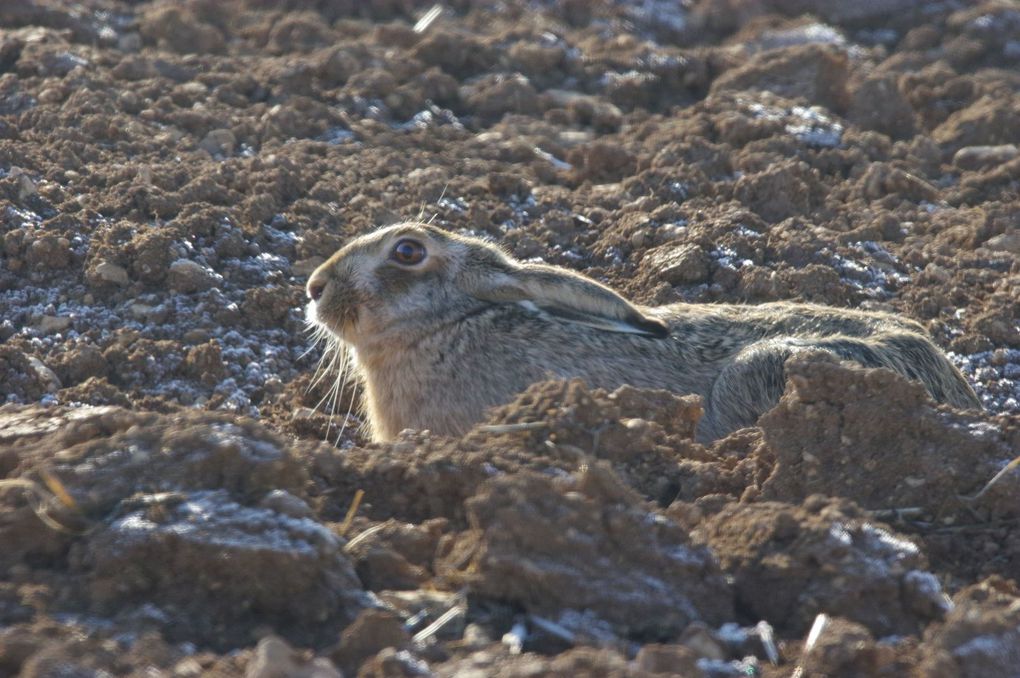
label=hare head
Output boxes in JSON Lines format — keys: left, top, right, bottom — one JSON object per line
{"left": 306, "top": 222, "right": 668, "bottom": 354}
{"left": 305, "top": 222, "right": 670, "bottom": 441}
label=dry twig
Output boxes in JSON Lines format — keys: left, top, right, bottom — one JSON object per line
{"left": 960, "top": 455, "right": 1020, "bottom": 502}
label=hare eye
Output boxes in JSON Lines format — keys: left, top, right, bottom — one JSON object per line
{"left": 390, "top": 239, "right": 426, "bottom": 265}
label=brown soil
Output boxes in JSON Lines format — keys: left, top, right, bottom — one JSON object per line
{"left": 2, "top": 0, "right": 1020, "bottom": 675}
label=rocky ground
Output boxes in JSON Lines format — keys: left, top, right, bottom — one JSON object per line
{"left": 1, "top": 0, "right": 1019, "bottom": 675}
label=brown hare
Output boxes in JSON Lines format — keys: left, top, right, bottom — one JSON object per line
{"left": 306, "top": 222, "right": 981, "bottom": 443}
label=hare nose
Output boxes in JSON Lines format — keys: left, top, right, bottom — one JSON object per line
{"left": 307, "top": 281, "right": 326, "bottom": 301}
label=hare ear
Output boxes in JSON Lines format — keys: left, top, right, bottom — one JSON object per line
{"left": 466, "top": 262, "right": 669, "bottom": 339}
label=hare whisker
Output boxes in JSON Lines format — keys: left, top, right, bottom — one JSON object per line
{"left": 322, "top": 341, "right": 348, "bottom": 440}
{"left": 309, "top": 337, "right": 342, "bottom": 413}
{"left": 307, "top": 331, "right": 337, "bottom": 393}
{"left": 337, "top": 369, "right": 358, "bottom": 445}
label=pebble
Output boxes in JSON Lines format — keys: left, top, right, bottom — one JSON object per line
{"left": 983, "top": 232, "right": 1020, "bottom": 255}
{"left": 245, "top": 636, "right": 341, "bottom": 678}
{"left": 177, "top": 82, "right": 208, "bottom": 97}
{"left": 130, "top": 303, "right": 155, "bottom": 319}
{"left": 168, "top": 259, "right": 219, "bottom": 293}
{"left": 199, "top": 128, "right": 236, "bottom": 157}
{"left": 37, "top": 87, "right": 65, "bottom": 104}
{"left": 259, "top": 490, "right": 314, "bottom": 520}
{"left": 643, "top": 244, "right": 710, "bottom": 284}
{"left": 95, "top": 261, "right": 130, "bottom": 285}
{"left": 292, "top": 407, "right": 317, "bottom": 420}
{"left": 172, "top": 658, "right": 203, "bottom": 677}
{"left": 759, "top": 22, "right": 846, "bottom": 49}
{"left": 35, "top": 315, "right": 71, "bottom": 334}
{"left": 26, "top": 357, "right": 61, "bottom": 393}
{"left": 14, "top": 172, "right": 37, "bottom": 201}
{"left": 953, "top": 144, "right": 1018, "bottom": 172}
{"left": 182, "top": 328, "right": 211, "bottom": 344}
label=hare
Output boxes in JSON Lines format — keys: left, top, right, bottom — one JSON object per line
{"left": 306, "top": 222, "right": 981, "bottom": 443}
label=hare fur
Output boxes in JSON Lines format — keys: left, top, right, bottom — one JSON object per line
{"left": 306, "top": 223, "right": 981, "bottom": 443}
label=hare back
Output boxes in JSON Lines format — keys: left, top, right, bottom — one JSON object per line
{"left": 660, "top": 300, "right": 926, "bottom": 340}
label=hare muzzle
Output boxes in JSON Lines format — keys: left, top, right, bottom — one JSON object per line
{"left": 306, "top": 265, "right": 362, "bottom": 338}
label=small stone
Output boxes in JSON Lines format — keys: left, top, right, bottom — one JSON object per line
{"left": 260, "top": 490, "right": 313, "bottom": 520}
{"left": 183, "top": 329, "right": 210, "bottom": 344}
{"left": 37, "top": 88, "right": 65, "bottom": 105}
{"left": 172, "top": 657, "right": 203, "bottom": 677}
{"left": 292, "top": 407, "right": 317, "bottom": 420}
{"left": 35, "top": 315, "right": 72, "bottom": 334}
{"left": 984, "top": 232, "right": 1020, "bottom": 254}
{"left": 130, "top": 303, "right": 156, "bottom": 319}
{"left": 952, "top": 144, "right": 1018, "bottom": 172}
{"left": 95, "top": 261, "right": 130, "bottom": 286}
{"left": 265, "top": 376, "right": 283, "bottom": 394}
{"left": 199, "top": 128, "right": 236, "bottom": 157}
{"left": 246, "top": 636, "right": 341, "bottom": 678}
{"left": 178, "top": 82, "right": 208, "bottom": 97}
{"left": 330, "top": 609, "right": 411, "bottom": 677}
{"left": 167, "top": 259, "right": 219, "bottom": 293}
{"left": 643, "top": 244, "right": 710, "bottom": 285}
{"left": 26, "top": 357, "right": 61, "bottom": 394}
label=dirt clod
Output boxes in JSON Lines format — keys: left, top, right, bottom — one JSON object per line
{"left": 437, "top": 465, "right": 733, "bottom": 639}
{"left": 701, "top": 497, "right": 947, "bottom": 636}
{"left": 917, "top": 577, "right": 1020, "bottom": 677}
{"left": 84, "top": 489, "right": 368, "bottom": 649}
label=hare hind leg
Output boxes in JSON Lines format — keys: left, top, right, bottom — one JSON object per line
{"left": 869, "top": 333, "right": 982, "bottom": 410}
{"left": 699, "top": 338, "right": 805, "bottom": 442}
{"left": 798, "top": 332, "right": 980, "bottom": 410}
{"left": 699, "top": 332, "right": 981, "bottom": 442}
{"left": 700, "top": 335, "right": 887, "bottom": 441}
